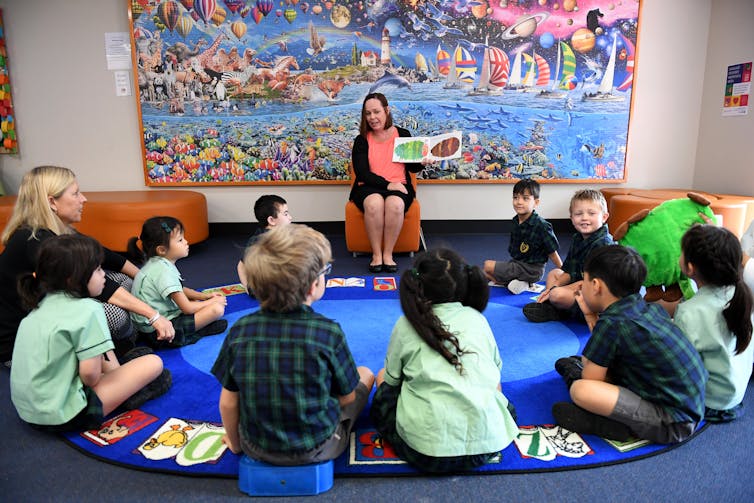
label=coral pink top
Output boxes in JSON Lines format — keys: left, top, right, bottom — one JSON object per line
{"left": 367, "top": 129, "right": 406, "bottom": 184}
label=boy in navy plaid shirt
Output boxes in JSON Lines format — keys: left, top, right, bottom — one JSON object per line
{"left": 552, "top": 245, "right": 706, "bottom": 443}
{"left": 213, "top": 224, "right": 374, "bottom": 464}
{"left": 484, "top": 179, "right": 562, "bottom": 295}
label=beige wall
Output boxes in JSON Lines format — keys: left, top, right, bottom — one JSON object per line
{"left": 0, "top": 0, "right": 717, "bottom": 223}
{"left": 694, "top": 0, "right": 754, "bottom": 196}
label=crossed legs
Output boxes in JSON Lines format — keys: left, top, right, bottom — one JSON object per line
{"left": 363, "top": 193, "right": 405, "bottom": 267}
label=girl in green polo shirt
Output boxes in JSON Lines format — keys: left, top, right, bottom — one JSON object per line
{"left": 370, "top": 248, "right": 519, "bottom": 473}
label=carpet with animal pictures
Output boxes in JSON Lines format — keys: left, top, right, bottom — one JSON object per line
{"left": 62, "top": 278, "right": 705, "bottom": 477}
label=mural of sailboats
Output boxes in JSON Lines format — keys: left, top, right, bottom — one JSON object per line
{"left": 583, "top": 35, "right": 625, "bottom": 102}
{"left": 538, "top": 41, "right": 577, "bottom": 99}
{"left": 468, "top": 37, "right": 509, "bottom": 96}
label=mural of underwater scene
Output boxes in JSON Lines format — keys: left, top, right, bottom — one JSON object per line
{"left": 130, "top": 0, "right": 640, "bottom": 185}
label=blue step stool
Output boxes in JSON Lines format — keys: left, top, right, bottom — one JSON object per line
{"left": 238, "top": 456, "right": 334, "bottom": 496}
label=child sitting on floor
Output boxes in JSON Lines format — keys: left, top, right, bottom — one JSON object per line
{"left": 236, "top": 194, "right": 292, "bottom": 289}
{"left": 483, "top": 179, "right": 562, "bottom": 294}
{"left": 213, "top": 224, "right": 374, "bottom": 464}
{"left": 128, "top": 216, "right": 227, "bottom": 348}
{"left": 675, "top": 224, "right": 753, "bottom": 422}
{"left": 552, "top": 245, "right": 707, "bottom": 443}
{"left": 11, "top": 235, "right": 168, "bottom": 431}
{"left": 370, "top": 248, "right": 519, "bottom": 473}
{"left": 524, "top": 189, "right": 613, "bottom": 323}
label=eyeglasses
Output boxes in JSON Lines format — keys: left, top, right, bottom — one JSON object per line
{"left": 318, "top": 262, "right": 333, "bottom": 277}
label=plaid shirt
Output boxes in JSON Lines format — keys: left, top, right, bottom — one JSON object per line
{"left": 508, "top": 211, "right": 560, "bottom": 264}
{"left": 561, "top": 225, "right": 614, "bottom": 282}
{"left": 211, "top": 305, "right": 360, "bottom": 452}
{"left": 583, "top": 294, "right": 707, "bottom": 423}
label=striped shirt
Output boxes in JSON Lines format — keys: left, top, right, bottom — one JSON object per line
{"left": 562, "top": 225, "right": 614, "bottom": 282}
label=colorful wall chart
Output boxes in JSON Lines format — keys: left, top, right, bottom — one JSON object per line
{"left": 0, "top": 9, "right": 18, "bottom": 155}
{"left": 129, "top": 0, "right": 640, "bottom": 185}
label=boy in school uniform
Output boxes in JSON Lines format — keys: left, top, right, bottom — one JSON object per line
{"left": 523, "top": 188, "right": 614, "bottom": 322}
{"left": 483, "top": 179, "right": 562, "bottom": 295}
{"left": 236, "top": 195, "right": 293, "bottom": 289}
{"left": 214, "top": 224, "right": 375, "bottom": 464}
{"left": 552, "top": 245, "right": 707, "bottom": 443}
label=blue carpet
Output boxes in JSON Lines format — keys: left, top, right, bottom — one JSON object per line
{"left": 62, "top": 279, "right": 704, "bottom": 477}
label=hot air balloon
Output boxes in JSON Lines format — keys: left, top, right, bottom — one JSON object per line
{"left": 257, "top": 0, "right": 274, "bottom": 16}
{"left": 179, "top": 0, "right": 193, "bottom": 10}
{"left": 193, "top": 0, "right": 217, "bottom": 23}
{"left": 240, "top": 4, "right": 251, "bottom": 17}
{"left": 131, "top": 0, "right": 144, "bottom": 20}
{"left": 324, "top": 1, "right": 333, "bottom": 10}
{"left": 284, "top": 7, "right": 297, "bottom": 23}
{"left": 133, "top": 26, "right": 153, "bottom": 40}
{"left": 312, "top": 4, "right": 322, "bottom": 14}
{"left": 231, "top": 19, "right": 247, "bottom": 39}
{"left": 252, "top": 6, "right": 264, "bottom": 23}
{"left": 158, "top": 0, "right": 181, "bottom": 32}
{"left": 300, "top": 1, "right": 309, "bottom": 13}
{"left": 275, "top": 9, "right": 283, "bottom": 19}
{"left": 211, "top": 5, "right": 227, "bottom": 25}
{"left": 223, "top": 0, "right": 245, "bottom": 13}
{"left": 176, "top": 14, "right": 194, "bottom": 37}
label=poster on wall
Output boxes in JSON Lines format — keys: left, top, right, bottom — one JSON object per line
{"left": 722, "top": 61, "right": 750, "bottom": 117}
{"left": 130, "top": 0, "right": 640, "bottom": 185}
{"left": 0, "top": 9, "right": 18, "bottom": 155}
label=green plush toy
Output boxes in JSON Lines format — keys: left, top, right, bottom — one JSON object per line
{"left": 614, "top": 193, "right": 715, "bottom": 302}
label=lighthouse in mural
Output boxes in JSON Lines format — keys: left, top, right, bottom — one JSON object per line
{"left": 380, "top": 28, "right": 391, "bottom": 65}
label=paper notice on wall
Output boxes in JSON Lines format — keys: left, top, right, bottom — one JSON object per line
{"left": 105, "top": 32, "right": 132, "bottom": 70}
{"left": 722, "top": 62, "right": 751, "bottom": 117}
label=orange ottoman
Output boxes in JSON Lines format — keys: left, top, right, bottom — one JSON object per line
{"left": 75, "top": 190, "right": 208, "bottom": 252}
{"left": 0, "top": 195, "right": 15, "bottom": 253}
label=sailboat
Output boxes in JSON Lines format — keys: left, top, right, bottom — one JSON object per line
{"left": 616, "top": 33, "right": 635, "bottom": 92}
{"left": 523, "top": 51, "right": 550, "bottom": 92}
{"left": 436, "top": 44, "right": 450, "bottom": 76}
{"left": 507, "top": 50, "right": 526, "bottom": 91}
{"left": 415, "top": 53, "right": 428, "bottom": 74}
{"left": 538, "top": 41, "right": 576, "bottom": 99}
{"left": 444, "top": 45, "right": 476, "bottom": 89}
{"left": 583, "top": 35, "right": 625, "bottom": 102}
{"left": 468, "top": 37, "right": 509, "bottom": 96}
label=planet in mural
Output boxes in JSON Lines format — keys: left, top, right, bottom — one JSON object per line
{"left": 330, "top": 4, "right": 351, "bottom": 28}
{"left": 500, "top": 12, "right": 550, "bottom": 40}
{"left": 571, "top": 27, "right": 596, "bottom": 53}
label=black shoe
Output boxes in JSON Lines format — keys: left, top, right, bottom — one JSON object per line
{"left": 122, "top": 369, "right": 172, "bottom": 411}
{"left": 555, "top": 356, "right": 583, "bottom": 388}
{"left": 523, "top": 301, "right": 562, "bottom": 323}
{"left": 383, "top": 263, "right": 398, "bottom": 273}
{"left": 369, "top": 263, "right": 383, "bottom": 273}
{"left": 195, "top": 319, "right": 228, "bottom": 338}
{"left": 120, "top": 345, "right": 154, "bottom": 364}
{"left": 552, "top": 402, "right": 632, "bottom": 441}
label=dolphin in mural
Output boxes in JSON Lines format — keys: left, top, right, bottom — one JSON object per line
{"left": 368, "top": 70, "right": 412, "bottom": 93}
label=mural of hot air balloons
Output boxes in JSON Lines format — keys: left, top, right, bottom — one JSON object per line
{"left": 284, "top": 7, "right": 296, "bottom": 23}
{"left": 176, "top": 14, "right": 194, "bottom": 37}
{"left": 231, "top": 19, "right": 247, "bottom": 39}
{"left": 179, "top": 0, "right": 193, "bottom": 10}
{"left": 212, "top": 5, "right": 227, "bottom": 25}
{"left": 158, "top": 0, "right": 181, "bottom": 32}
{"left": 223, "top": 0, "right": 245, "bottom": 13}
{"left": 251, "top": 6, "right": 264, "bottom": 23}
{"left": 239, "top": 4, "right": 251, "bottom": 18}
{"left": 193, "top": 0, "right": 217, "bottom": 24}
{"left": 257, "top": 0, "right": 274, "bottom": 17}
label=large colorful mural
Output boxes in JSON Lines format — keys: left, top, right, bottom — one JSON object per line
{"left": 130, "top": 0, "right": 640, "bottom": 185}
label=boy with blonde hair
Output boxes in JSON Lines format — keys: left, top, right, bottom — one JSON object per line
{"left": 213, "top": 224, "right": 374, "bottom": 464}
{"left": 524, "top": 189, "right": 614, "bottom": 322}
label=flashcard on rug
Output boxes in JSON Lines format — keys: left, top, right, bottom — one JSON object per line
{"left": 373, "top": 277, "right": 397, "bottom": 291}
{"left": 604, "top": 436, "right": 650, "bottom": 452}
{"left": 202, "top": 283, "right": 247, "bottom": 296}
{"left": 327, "top": 277, "right": 366, "bottom": 288}
{"left": 175, "top": 422, "right": 228, "bottom": 467}
{"left": 348, "top": 429, "right": 406, "bottom": 465}
{"left": 513, "top": 426, "right": 557, "bottom": 461}
{"left": 81, "top": 409, "right": 158, "bottom": 446}
{"left": 137, "top": 418, "right": 228, "bottom": 465}
{"left": 539, "top": 425, "right": 593, "bottom": 458}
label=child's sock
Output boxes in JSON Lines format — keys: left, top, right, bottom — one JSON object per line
{"left": 552, "top": 402, "right": 633, "bottom": 441}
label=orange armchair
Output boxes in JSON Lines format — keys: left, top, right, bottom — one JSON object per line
{"left": 345, "top": 171, "right": 424, "bottom": 256}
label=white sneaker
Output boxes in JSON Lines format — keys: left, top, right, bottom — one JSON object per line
{"left": 507, "top": 279, "right": 530, "bottom": 295}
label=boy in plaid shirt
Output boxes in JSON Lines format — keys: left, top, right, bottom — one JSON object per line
{"left": 483, "top": 179, "right": 562, "bottom": 295}
{"left": 213, "top": 224, "right": 374, "bottom": 464}
{"left": 552, "top": 245, "right": 706, "bottom": 443}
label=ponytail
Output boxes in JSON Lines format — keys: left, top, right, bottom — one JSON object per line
{"left": 17, "top": 272, "right": 44, "bottom": 311}
{"left": 724, "top": 279, "right": 753, "bottom": 354}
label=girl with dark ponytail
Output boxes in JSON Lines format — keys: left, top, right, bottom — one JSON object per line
{"left": 676, "top": 224, "right": 754, "bottom": 422}
{"left": 370, "top": 248, "right": 518, "bottom": 473}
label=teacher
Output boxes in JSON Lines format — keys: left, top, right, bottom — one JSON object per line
{"left": 350, "top": 93, "right": 424, "bottom": 273}
{"left": 0, "top": 166, "right": 175, "bottom": 365}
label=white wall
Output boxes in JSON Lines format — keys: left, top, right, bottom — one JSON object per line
{"left": 0, "top": 0, "right": 713, "bottom": 223}
{"left": 693, "top": 0, "right": 754, "bottom": 196}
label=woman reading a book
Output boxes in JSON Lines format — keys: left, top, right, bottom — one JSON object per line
{"left": 350, "top": 93, "right": 425, "bottom": 274}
